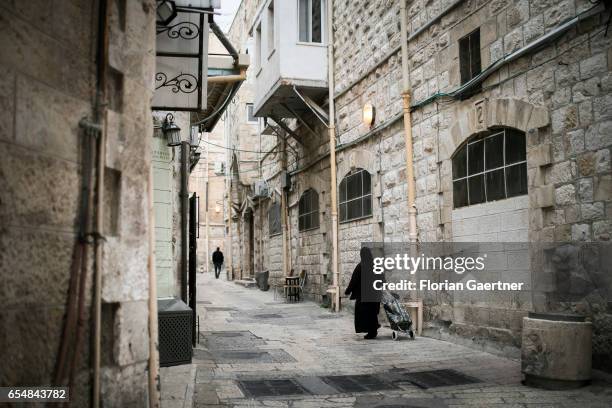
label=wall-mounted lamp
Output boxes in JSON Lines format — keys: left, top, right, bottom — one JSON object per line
{"left": 363, "top": 102, "right": 375, "bottom": 128}
{"left": 156, "top": 0, "right": 177, "bottom": 26}
{"left": 162, "top": 113, "right": 182, "bottom": 147}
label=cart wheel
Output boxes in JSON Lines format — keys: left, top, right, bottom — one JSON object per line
{"left": 409, "top": 330, "right": 415, "bottom": 340}
{"left": 391, "top": 331, "right": 399, "bottom": 341}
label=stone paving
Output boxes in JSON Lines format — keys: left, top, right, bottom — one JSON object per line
{"left": 159, "top": 272, "right": 612, "bottom": 408}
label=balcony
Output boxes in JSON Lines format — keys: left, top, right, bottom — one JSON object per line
{"left": 251, "top": 0, "right": 328, "bottom": 120}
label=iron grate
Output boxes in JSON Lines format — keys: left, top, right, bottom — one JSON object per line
{"left": 401, "top": 369, "right": 480, "bottom": 389}
{"left": 204, "top": 306, "right": 237, "bottom": 311}
{"left": 212, "top": 349, "right": 295, "bottom": 364}
{"left": 238, "top": 379, "right": 309, "bottom": 398}
{"left": 321, "top": 374, "right": 399, "bottom": 393}
{"left": 202, "top": 330, "right": 265, "bottom": 350}
{"left": 253, "top": 313, "right": 284, "bottom": 319}
{"left": 316, "top": 314, "right": 342, "bottom": 319}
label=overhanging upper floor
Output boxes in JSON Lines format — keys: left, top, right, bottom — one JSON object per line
{"left": 250, "top": 0, "right": 328, "bottom": 119}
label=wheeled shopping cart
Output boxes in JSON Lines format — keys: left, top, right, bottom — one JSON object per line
{"left": 382, "top": 291, "right": 415, "bottom": 340}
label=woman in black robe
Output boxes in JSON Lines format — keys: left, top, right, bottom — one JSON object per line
{"left": 345, "top": 247, "right": 381, "bottom": 339}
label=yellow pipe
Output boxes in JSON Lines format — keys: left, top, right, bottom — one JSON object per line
{"left": 400, "top": 0, "right": 417, "bottom": 242}
{"left": 207, "top": 68, "right": 247, "bottom": 84}
{"left": 327, "top": 0, "right": 340, "bottom": 312}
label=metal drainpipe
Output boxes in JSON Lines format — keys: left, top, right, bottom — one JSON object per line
{"left": 327, "top": 0, "right": 340, "bottom": 312}
{"left": 227, "top": 177, "right": 233, "bottom": 280}
{"left": 93, "top": 0, "right": 109, "bottom": 405}
{"left": 280, "top": 134, "right": 290, "bottom": 276}
{"left": 205, "top": 133, "right": 210, "bottom": 274}
{"left": 400, "top": 0, "right": 418, "bottom": 243}
{"left": 181, "top": 141, "right": 189, "bottom": 302}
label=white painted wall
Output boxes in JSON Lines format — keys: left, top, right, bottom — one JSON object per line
{"left": 451, "top": 195, "right": 529, "bottom": 242}
{"left": 253, "top": 0, "right": 328, "bottom": 111}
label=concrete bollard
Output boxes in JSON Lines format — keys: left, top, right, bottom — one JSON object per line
{"left": 521, "top": 312, "right": 592, "bottom": 389}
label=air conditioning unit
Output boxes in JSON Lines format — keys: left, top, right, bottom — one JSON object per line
{"left": 253, "top": 180, "right": 269, "bottom": 198}
{"left": 214, "top": 161, "right": 225, "bottom": 175}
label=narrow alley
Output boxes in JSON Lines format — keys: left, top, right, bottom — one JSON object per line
{"left": 159, "top": 272, "right": 612, "bottom": 408}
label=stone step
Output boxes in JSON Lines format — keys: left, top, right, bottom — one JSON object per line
{"left": 234, "top": 279, "right": 257, "bottom": 288}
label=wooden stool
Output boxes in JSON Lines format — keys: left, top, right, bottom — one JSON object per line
{"left": 403, "top": 299, "right": 423, "bottom": 336}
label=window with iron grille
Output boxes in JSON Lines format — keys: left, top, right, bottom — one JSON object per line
{"left": 268, "top": 202, "right": 282, "bottom": 236}
{"left": 452, "top": 128, "right": 527, "bottom": 208}
{"left": 339, "top": 169, "right": 372, "bottom": 222}
{"left": 459, "top": 28, "right": 481, "bottom": 85}
{"left": 298, "top": 189, "right": 319, "bottom": 231}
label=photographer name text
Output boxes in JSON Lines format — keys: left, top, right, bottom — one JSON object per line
{"left": 374, "top": 279, "right": 525, "bottom": 291}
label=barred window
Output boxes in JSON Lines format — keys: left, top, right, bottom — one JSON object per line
{"left": 268, "top": 202, "right": 282, "bottom": 236}
{"left": 339, "top": 169, "right": 372, "bottom": 222}
{"left": 298, "top": 189, "right": 319, "bottom": 231}
{"left": 452, "top": 128, "right": 527, "bottom": 208}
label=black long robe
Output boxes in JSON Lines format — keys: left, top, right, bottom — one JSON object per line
{"left": 345, "top": 263, "right": 380, "bottom": 334}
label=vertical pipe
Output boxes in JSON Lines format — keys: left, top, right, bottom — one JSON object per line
{"left": 93, "top": 0, "right": 109, "bottom": 406}
{"left": 327, "top": 0, "right": 340, "bottom": 312}
{"left": 280, "top": 135, "right": 289, "bottom": 276}
{"left": 181, "top": 141, "right": 189, "bottom": 302}
{"left": 227, "top": 173, "right": 233, "bottom": 280}
{"left": 205, "top": 133, "right": 210, "bottom": 274}
{"left": 147, "top": 159, "right": 161, "bottom": 408}
{"left": 400, "top": 0, "right": 417, "bottom": 242}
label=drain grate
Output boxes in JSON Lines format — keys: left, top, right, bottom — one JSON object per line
{"left": 321, "top": 374, "right": 398, "bottom": 393}
{"left": 205, "top": 331, "right": 247, "bottom": 337}
{"left": 204, "top": 306, "right": 237, "bottom": 311}
{"left": 253, "top": 313, "right": 284, "bottom": 319}
{"left": 212, "top": 349, "right": 295, "bottom": 364}
{"left": 401, "top": 369, "right": 480, "bottom": 389}
{"left": 316, "top": 314, "right": 341, "bottom": 319}
{"left": 238, "top": 379, "right": 309, "bottom": 398}
{"left": 219, "top": 351, "right": 268, "bottom": 360}
{"left": 202, "top": 331, "right": 265, "bottom": 350}
{"left": 197, "top": 300, "right": 212, "bottom": 304}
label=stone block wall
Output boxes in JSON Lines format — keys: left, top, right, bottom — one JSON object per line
{"left": 227, "top": 0, "right": 611, "bottom": 365}
{"left": 329, "top": 0, "right": 612, "bottom": 363}
{"left": 0, "top": 0, "right": 156, "bottom": 403}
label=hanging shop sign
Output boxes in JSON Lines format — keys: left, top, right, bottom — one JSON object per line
{"left": 153, "top": 7, "right": 209, "bottom": 111}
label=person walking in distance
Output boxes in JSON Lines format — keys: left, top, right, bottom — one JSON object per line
{"left": 212, "top": 247, "right": 224, "bottom": 279}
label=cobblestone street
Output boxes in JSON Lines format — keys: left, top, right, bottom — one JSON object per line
{"left": 159, "top": 273, "right": 612, "bottom": 408}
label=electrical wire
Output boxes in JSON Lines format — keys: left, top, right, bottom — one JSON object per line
{"left": 200, "top": 138, "right": 284, "bottom": 154}
{"left": 410, "top": 5, "right": 606, "bottom": 111}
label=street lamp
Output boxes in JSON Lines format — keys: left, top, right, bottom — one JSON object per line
{"left": 162, "top": 113, "right": 182, "bottom": 147}
{"left": 363, "top": 102, "right": 375, "bottom": 128}
{"left": 156, "top": 0, "right": 177, "bottom": 26}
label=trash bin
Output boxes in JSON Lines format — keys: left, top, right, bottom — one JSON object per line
{"left": 158, "top": 298, "right": 193, "bottom": 367}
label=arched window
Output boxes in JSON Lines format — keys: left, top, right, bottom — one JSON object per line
{"left": 268, "top": 202, "right": 282, "bottom": 236}
{"left": 339, "top": 168, "right": 372, "bottom": 222}
{"left": 452, "top": 128, "right": 527, "bottom": 208}
{"left": 298, "top": 189, "right": 320, "bottom": 231}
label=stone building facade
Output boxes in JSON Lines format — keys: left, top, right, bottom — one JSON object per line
{"left": 226, "top": 0, "right": 611, "bottom": 368}
{"left": 224, "top": 0, "right": 277, "bottom": 280}
{"left": 0, "top": 0, "right": 157, "bottom": 405}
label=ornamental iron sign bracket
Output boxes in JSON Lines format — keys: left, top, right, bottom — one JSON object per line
{"left": 153, "top": 8, "right": 209, "bottom": 112}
